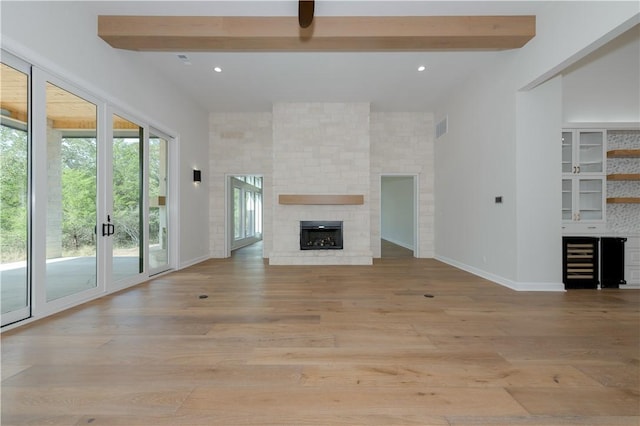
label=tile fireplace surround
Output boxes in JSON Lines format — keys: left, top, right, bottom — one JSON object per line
{"left": 270, "top": 103, "right": 373, "bottom": 265}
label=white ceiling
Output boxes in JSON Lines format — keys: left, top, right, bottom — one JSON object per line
{"left": 90, "top": 1, "right": 552, "bottom": 112}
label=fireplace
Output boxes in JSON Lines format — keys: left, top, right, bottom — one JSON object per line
{"left": 300, "top": 221, "right": 343, "bottom": 250}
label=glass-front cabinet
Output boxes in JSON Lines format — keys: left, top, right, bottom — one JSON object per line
{"left": 562, "top": 178, "right": 605, "bottom": 222}
{"left": 562, "top": 130, "right": 605, "bottom": 174}
{"left": 562, "top": 130, "right": 606, "bottom": 230}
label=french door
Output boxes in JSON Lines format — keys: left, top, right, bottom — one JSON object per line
{"left": 1, "top": 56, "right": 173, "bottom": 327}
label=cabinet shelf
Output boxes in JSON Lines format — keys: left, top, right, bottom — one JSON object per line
{"left": 607, "top": 197, "right": 640, "bottom": 204}
{"left": 607, "top": 149, "right": 640, "bottom": 158}
{"left": 607, "top": 173, "right": 640, "bottom": 181}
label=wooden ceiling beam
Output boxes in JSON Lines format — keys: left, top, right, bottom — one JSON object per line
{"left": 98, "top": 15, "right": 535, "bottom": 52}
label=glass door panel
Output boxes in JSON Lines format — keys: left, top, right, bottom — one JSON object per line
{"left": 45, "top": 83, "right": 98, "bottom": 302}
{"left": 112, "top": 115, "right": 143, "bottom": 282}
{"left": 561, "top": 131, "right": 573, "bottom": 174}
{"left": 1, "top": 62, "right": 30, "bottom": 323}
{"left": 149, "top": 132, "right": 169, "bottom": 273}
{"left": 561, "top": 179, "right": 573, "bottom": 221}
{"left": 255, "top": 191, "right": 262, "bottom": 236}
{"left": 244, "top": 190, "right": 254, "bottom": 238}
{"left": 578, "top": 131, "right": 603, "bottom": 173}
{"left": 233, "top": 187, "right": 242, "bottom": 239}
{"left": 578, "top": 178, "right": 603, "bottom": 221}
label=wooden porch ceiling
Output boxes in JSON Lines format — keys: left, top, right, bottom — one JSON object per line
{"left": 0, "top": 64, "right": 137, "bottom": 130}
{"left": 97, "top": 15, "right": 536, "bottom": 52}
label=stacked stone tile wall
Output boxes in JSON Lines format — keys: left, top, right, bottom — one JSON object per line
{"left": 208, "top": 106, "right": 435, "bottom": 264}
{"left": 209, "top": 113, "right": 273, "bottom": 258}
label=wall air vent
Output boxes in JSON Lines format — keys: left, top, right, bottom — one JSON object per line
{"left": 435, "top": 116, "right": 448, "bottom": 139}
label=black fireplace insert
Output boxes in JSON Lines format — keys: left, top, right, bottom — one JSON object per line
{"left": 300, "top": 221, "right": 343, "bottom": 250}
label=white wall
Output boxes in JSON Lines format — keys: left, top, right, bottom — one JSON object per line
{"left": 435, "top": 57, "right": 519, "bottom": 283}
{"left": 435, "top": 2, "right": 638, "bottom": 290}
{"left": 515, "top": 1, "right": 639, "bottom": 92}
{"left": 381, "top": 176, "right": 414, "bottom": 250}
{"left": 1, "top": 1, "right": 210, "bottom": 267}
{"left": 515, "top": 76, "right": 563, "bottom": 289}
{"left": 562, "top": 24, "right": 640, "bottom": 123}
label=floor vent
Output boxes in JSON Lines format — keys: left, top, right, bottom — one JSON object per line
{"left": 435, "top": 116, "right": 448, "bottom": 139}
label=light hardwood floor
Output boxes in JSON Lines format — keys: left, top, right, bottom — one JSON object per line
{"left": 381, "top": 239, "right": 414, "bottom": 258}
{"left": 2, "top": 243, "right": 639, "bottom": 425}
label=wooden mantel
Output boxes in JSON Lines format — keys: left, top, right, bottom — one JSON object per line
{"left": 279, "top": 194, "right": 364, "bottom": 205}
{"left": 98, "top": 15, "right": 536, "bottom": 52}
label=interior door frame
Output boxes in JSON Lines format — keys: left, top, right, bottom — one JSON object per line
{"left": 379, "top": 173, "right": 419, "bottom": 258}
{"left": 225, "top": 174, "right": 264, "bottom": 257}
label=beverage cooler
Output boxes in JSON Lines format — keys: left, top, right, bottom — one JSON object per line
{"left": 562, "top": 236, "right": 627, "bottom": 289}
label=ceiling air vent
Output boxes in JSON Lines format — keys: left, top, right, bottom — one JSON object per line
{"left": 177, "top": 54, "right": 192, "bottom": 65}
{"left": 435, "top": 116, "right": 448, "bottom": 139}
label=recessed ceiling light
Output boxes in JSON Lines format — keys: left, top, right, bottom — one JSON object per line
{"left": 213, "top": 67, "right": 222, "bottom": 73}
{"left": 418, "top": 65, "right": 426, "bottom": 72}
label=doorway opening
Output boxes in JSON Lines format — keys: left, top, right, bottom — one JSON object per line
{"left": 228, "top": 175, "right": 263, "bottom": 257}
{"left": 380, "top": 175, "right": 417, "bottom": 258}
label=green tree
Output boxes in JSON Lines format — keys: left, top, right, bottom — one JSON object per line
{"left": 148, "top": 139, "right": 161, "bottom": 244}
{"left": 1, "top": 130, "right": 151, "bottom": 258}
{"left": 113, "top": 138, "right": 141, "bottom": 248}
{"left": 61, "top": 168, "right": 96, "bottom": 251}
{"left": 60, "top": 138, "right": 97, "bottom": 253}
{"left": 0, "top": 124, "right": 28, "bottom": 262}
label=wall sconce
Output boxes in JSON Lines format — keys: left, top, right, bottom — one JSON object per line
{"left": 193, "top": 169, "right": 202, "bottom": 183}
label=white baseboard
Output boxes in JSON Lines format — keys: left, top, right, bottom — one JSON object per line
{"left": 621, "top": 283, "right": 640, "bottom": 289}
{"left": 180, "top": 255, "right": 211, "bottom": 270}
{"left": 435, "top": 255, "right": 565, "bottom": 292}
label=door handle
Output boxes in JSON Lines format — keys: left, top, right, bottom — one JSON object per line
{"left": 102, "top": 215, "right": 115, "bottom": 237}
